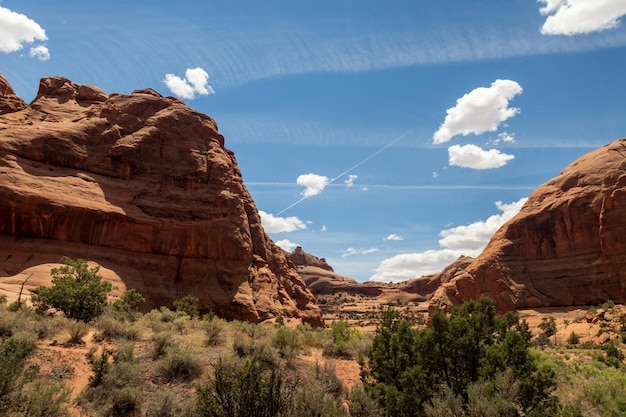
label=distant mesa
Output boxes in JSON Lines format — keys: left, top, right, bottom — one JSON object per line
{"left": 431, "top": 138, "right": 626, "bottom": 313}
{"left": 0, "top": 73, "right": 323, "bottom": 327}
{"left": 289, "top": 245, "right": 473, "bottom": 304}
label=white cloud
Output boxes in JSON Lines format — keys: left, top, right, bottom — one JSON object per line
{"left": 259, "top": 210, "right": 306, "bottom": 233}
{"left": 0, "top": 6, "right": 48, "bottom": 54}
{"left": 438, "top": 199, "right": 527, "bottom": 250}
{"left": 321, "top": 225, "right": 327, "bottom": 232}
{"left": 448, "top": 144, "right": 515, "bottom": 169}
{"left": 539, "top": 0, "right": 626, "bottom": 35}
{"left": 344, "top": 174, "right": 358, "bottom": 188}
{"left": 163, "top": 67, "right": 215, "bottom": 100}
{"left": 297, "top": 173, "right": 330, "bottom": 198}
{"left": 490, "top": 132, "right": 515, "bottom": 146}
{"left": 275, "top": 239, "right": 299, "bottom": 252}
{"left": 384, "top": 233, "right": 404, "bottom": 241}
{"left": 342, "top": 247, "right": 379, "bottom": 257}
{"left": 29, "top": 44, "right": 49, "bottom": 61}
{"left": 369, "top": 198, "right": 527, "bottom": 282}
{"left": 433, "top": 80, "right": 523, "bottom": 144}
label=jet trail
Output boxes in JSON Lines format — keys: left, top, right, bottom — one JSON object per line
{"left": 276, "top": 131, "right": 410, "bottom": 215}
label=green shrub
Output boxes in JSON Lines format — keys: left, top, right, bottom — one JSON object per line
{"left": 111, "top": 289, "right": 145, "bottom": 314}
{"left": 22, "top": 381, "right": 71, "bottom": 417}
{"left": 32, "top": 257, "right": 113, "bottom": 322}
{"left": 202, "top": 316, "right": 227, "bottom": 347}
{"left": 0, "top": 333, "right": 37, "bottom": 409}
{"left": 567, "top": 331, "right": 580, "bottom": 346}
{"left": 89, "top": 351, "right": 110, "bottom": 388}
{"left": 107, "top": 387, "right": 142, "bottom": 417}
{"left": 65, "top": 320, "right": 89, "bottom": 345}
{"left": 363, "top": 298, "right": 559, "bottom": 416}
{"left": 273, "top": 326, "right": 300, "bottom": 359}
{"left": 158, "top": 346, "right": 202, "bottom": 382}
{"left": 196, "top": 353, "right": 296, "bottom": 417}
{"left": 173, "top": 294, "right": 199, "bottom": 318}
{"left": 151, "top": 333, "right": 175, "bottom": 360}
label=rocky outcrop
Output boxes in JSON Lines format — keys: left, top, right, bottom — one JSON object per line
{"left": 0, "top": 75, "right": 323, "bottom": 326}
{"left": 0, "top": 73, "right": 26, "bottom": 115}
{"left": 431, "top": 139, "right": 626, "bottom": 313}
{"left": 291, "top": 246, "right": 473, "bottom": 303}
{"left": 290, "top": 246, "right": 334, "bottom": 272}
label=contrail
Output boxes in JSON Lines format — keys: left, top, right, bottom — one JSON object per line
{"left": 276, "top": 131, "right": 410, "bottom": 215}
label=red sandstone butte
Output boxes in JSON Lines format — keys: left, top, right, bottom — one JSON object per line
{"left": 0, "top": 74, "right": 323, "bottom": 326}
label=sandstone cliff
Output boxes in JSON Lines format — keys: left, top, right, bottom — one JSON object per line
{"left": 431, "top": 139, "right": 626, "bottom": 313}
{"left": 0, "top": 74, "right": 323, "bottom": 326}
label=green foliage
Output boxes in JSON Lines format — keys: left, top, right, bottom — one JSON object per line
{"left": 196, "top": 353, "right": 296, "bottom": 417}
{"left": 173, "top": 294, "right": 199, "bottom": 318}
{"left": 65, "top": 320, "right": 89, "bottom": 345}
{"left": 32, "top": 257, "right": 113, "bottom": 322}
{"left": 22, "top": 381, "right": 72, "bottom": 417}
{"left": 0, "top": 333, "right": 37, "bottom": 409}
{"left": 107, "top": 386, "right": 143, "bottom": 417}
{"left": 202, "top": 316, "right": 227, "bottom": 347}
{"left": 538, "top": 316, "right": 557, "bottom": 337}
{"left": 158, "top": 346, "right": 202, "bottom": 383}
{"left": 363, "top": 298, "right": 559, "bottom": 417}
{"left": 112, "top": 289, "right": 145, "bottom": 313}
{"left": 567, "top": 331, "right": 580, "bottom": 346}
{"left": 89, "top": 351, "right": 110, "bottom": 388}
{"left": 151, "top": 333, "right": 175, "bottom": 360}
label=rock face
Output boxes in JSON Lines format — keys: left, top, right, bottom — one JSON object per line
{"left": 431, "top": 139, "right": 626, "bottom": 313}
{"left": 0, "top": 75, "right": 26, "bottom": 115}
{"left": 0, "top": 74, "right": 323, "bottom": 326}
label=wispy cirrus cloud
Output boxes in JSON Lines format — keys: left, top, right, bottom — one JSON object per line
{"left": 539, "top": 0, "right": 626, "bottom": 35}
{"left": 342, "top": 247, "right": 379, "bottom": 257}
{"left": 384, "top": 233, "right": 404, "bottom": 241}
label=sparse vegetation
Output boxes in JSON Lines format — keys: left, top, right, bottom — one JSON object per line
{"left": 5, "top": 266, "right": 626, "bottom": 416}
{"left": 32, "top": 257, "right": 113, "bottom": 322}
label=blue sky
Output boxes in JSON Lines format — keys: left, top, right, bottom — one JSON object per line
{"left": 2, "top": 0, "right": 626, "bottom": 282}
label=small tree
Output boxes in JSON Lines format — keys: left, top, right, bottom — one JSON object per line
{"left": 173, "top": 294, "right": 199, "bottom": 318}
{"left": 32, "top": 257, "right": 113, "bottom": 322}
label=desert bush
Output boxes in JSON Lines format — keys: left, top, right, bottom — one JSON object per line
{"left": 567, "top": 331, "right": 580, "bottom": 346}
{"left": 22, "top": 380, "right": 71, "bottom": 417}
{"left": 173, "top": 315, "right": 191, "bottom": 335}
{"left": 363, "top": 298, "right": 559, "bottom": 417}
{"left": 65, "top": 319, "right": 89, "bottom": 345}
{"left": 89, "top": 351, "right": 110, "bottom": 388}
{"left": 173, "top": 294, "right": 199, "bottom": 318}
{"left": 151, "top": 333, "right": 175, "bottom": 360}
{"left": 233, "top": 334, "right": 280, "bottom": 367}
{"left": 196, "top": 353, "right": 296, "bottom": 417}
{"left": 33, "top": 315, "right": 67, "bottom": 340}
{"left": 323, "top": 319, "right": 367, "bottom": 359}
{"left": 348, "top": 384, "right": 383, "bottom": 417}
{"left": 201, "top": 316, "right": 227, "bottom": 347}
{"left": 290, "top": 362, "right": 347, "bottom": 417}
{"left": 107, "top": 387, "right": 143, "bottom": 417}
{"left": 0, "top": 332, "right": 38, "bottom": 410}
{"left": 32, "top": 257, "right": 113, "bottom": 322}
{"left": 94, "top": 313, "right": 141, "bottom": 342}
{"left": 273, "top": 325, "right": 301, "bottom": 359}
{"left": 114, "top": 343, "right": 135, "bottom": 363}
{"left": 111, "top": 289, "right": 145, "bottom": 315}
{"left": 158, "top": 346, "right": 202, "bottom": 383}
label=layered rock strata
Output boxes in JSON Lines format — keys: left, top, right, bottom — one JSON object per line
{"left": 0, "top": 74, "right": 323, "bottom": 326}
{"left": 431, "top": 139, "right": 626, "bottom": 313}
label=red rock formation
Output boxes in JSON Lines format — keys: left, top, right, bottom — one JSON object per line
{"left": 431, "top": 139, "right": 626, "bottom": 313}
{"left": 291, "top": 246, "right": 473, "bottom": 303}
{"left": 0, "top": 75, "right": 323, "bottom": 326}
{"left": 0, "top": 73, "right": 26, "bottom": 115}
